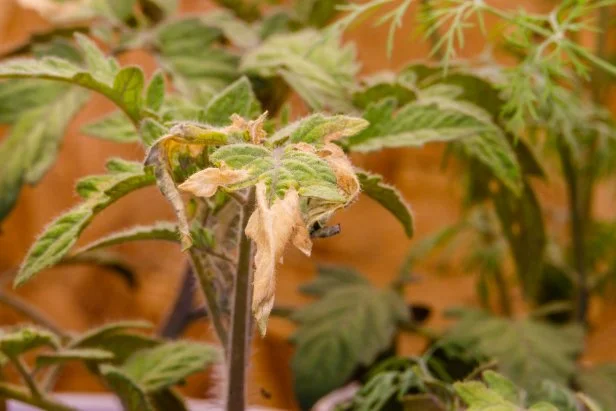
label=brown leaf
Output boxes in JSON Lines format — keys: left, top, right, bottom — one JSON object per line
{"left": 227, "top": 112, "right": 268, "bottom": 144}
{"left": 318, "top": 143, "right": 360, "bottom": 199}
{"left": 178, "top": 163, "right": 249, "bottom": 198}
{"left": 245, "top": 183, "right": 311, "bottom": 335}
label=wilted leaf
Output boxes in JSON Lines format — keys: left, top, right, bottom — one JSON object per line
{"left": 246, "top": 184, "right": 312, "bottom": 335}
{"left": 241, "top": 30, "right": 358, "bottom": 111}
{"left": 0, "top": 326, "right": 60, "bottom": 357}
{"left": 82, "top": 111, "right": 139, "bottom": 143}
{"left": 291, "top": 281, "right": 408, "bottom": 409}
{"left": 121, "top": 341, "right": 219, "bottom": 391}
{"left": 36, "top": 348, "right": 115, "bottom": 367}
{"left": 0, "top": 87, "right": 88, "bottom": 222}
{"left": 357, "top": 170, "right": 414, "bottom": 237}
{"left": 14, "top": 163, "right": 155, "bottom": 286}
{"left": 17, "top": 0, "right": 96, "bottom": 23}
{"left": 199, "top": 143, "right": 345, "bottom": 203}
{"left": 443, "top": 309, "right": 584, "bottom": 390}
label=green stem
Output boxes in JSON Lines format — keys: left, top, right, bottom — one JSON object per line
{"left": 9, "top": 357, "right": 42, "bottom": 399}
{"left": 421, "top": 0, "right": 444, "bottom": 60}
{"left": 225, "top": 188, "right": 255, "bottom": 411}
{"left": 0, "top": 382, "right": 75, "bottom": 411}
{"left": 558, "top": 140, "right": 589, "bottom": 325}
{"left": 492, "top": 267, "right": 512, "bottom": 317}
{"left": 189, "top": 250, "right": 229, "bottom": 356}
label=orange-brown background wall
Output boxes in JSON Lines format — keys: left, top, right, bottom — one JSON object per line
{"left": 0, "top": 1, "right": 615, "bottom": 409}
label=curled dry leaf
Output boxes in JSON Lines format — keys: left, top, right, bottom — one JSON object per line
{"left": 17, "top": 0, "right": 95, "bottom": 23}
{"left": 246, "top": 183, "right": 311, "bottom": 336}
{"left": 318, "top": 143, "right": 360, "bottom": 198}
{"left": 227, "top": 112, "right": 268, "bottom": 144}
{"left": 178, "top": 163, "right": 249, "bottom": 198}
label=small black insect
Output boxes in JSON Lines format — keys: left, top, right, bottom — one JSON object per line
{"left": 309, "top": 222, "right": 341, "bottom": 239}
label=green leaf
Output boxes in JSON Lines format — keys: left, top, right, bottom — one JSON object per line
{"left": 0, "top": 327, "right": 60, "bottom": 357}
{"left": 70, "top": 321, "right": 158, "bottom": 364}
{"left": 241, "top": 29, "right": 358, "bottom": 111}
{"left": 209, "top": 143, "right": 344, "bottom": 203}
{"left": 72, "top": 222, "right": 179, "bottom": 255}
{"left": 459, "top": 131, "right": 523, "bottom": 196}
{"left": 357, "top": 170, "right": 414, "bottom": 237}
{"left": 149, "top": 389, "right": 188, "bottom": 411}
{"left": 482, "top": 371, "right": 521, "bottom": 405}
{"left": 91, "top": 0, "right": 138, "bottom": 21}
{"left": 532, "top": 381, "right": 578, "bottom": 411}
{"left": 290, "top": 282, "right": 408, "bottom": 409}
{"left": 578, "top": 363, "right": 616, "bottom": 411}
{"left": 58, "top": 250, "right": 137, "bottom": 288}
{"left": 82, "top": 111, "right": 139, "bottom": 143}
{"left": 156, "top": 18, "right": 238, "bottom": 94}
{"left": 270, "top": 113, "right": 368, "bottom": 145}
{"left": 146, "top": 71, "right": 165, "bottom": 112}
{"left": 101, "top": 365, "right": 153, "bottom": 411}
{"left": 0, "top": 34, "right": 146, "bottom": 123}
{"left": 0, "top": 80, "right": 68, "bottom": 124}
{"left": 14, "top": 164, "right": 155, "bottom": 287}
{"left": 201, "top": 76, "right": 261, "bottom": 125}
{"left": 492, "top": 182, "right": 546, "bottom": 299}
{"left": 72, "top": 321, "right": 159, "bottom": 364}
{"left": 121, "top": 341, "right": 219, "bottom": 392}
{"left": 294, "top": 0, "right": 344, "bottom": 27}
{"left": 347, "top": 98, "right": 508, "bottom": 157}
{"left": 443, "top": 309, "right": 584, "bottom": 390}
{"left": 36, "top": 348, "right": 115, "bottom": 367}
{"left": 352, "top": 73, "right": 417, "bottom": 110}
{"left": 454, "top": 380, "right": 519, "bottom": 411}
{"left": 0, "top": 87, "right": 88, "bottom": 222}
{"left": 140, "top": 119, "right": 168, "bottom": 147}
{"left": 72, "top": 321, "right": 153, "bottom": 347}
{"left": 299, "top": 265, "right": 369, "bottom": 297}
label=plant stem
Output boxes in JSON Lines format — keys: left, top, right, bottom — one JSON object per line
{"left": 558, "top": 140, "right": 589, "bottom": 325}
{"left": 0, "top": 382, "right": 75, "bottom": 411}
{"left": 9, "top": 357, "right": 41, "bottom": 398}
{"left": 159, "top": 265, "right": 197, "bottom": 339}
{"left": 492, "top": 267, "right": 512, "bottom": 317}
{"left": 225, "top": 188, "right": 255, "bottom": 411}
{"left": 0, "top": 291, "right": 67, "bottom": 340}
{"left": 189, "top": 250, "right": 229, "bottom": 356}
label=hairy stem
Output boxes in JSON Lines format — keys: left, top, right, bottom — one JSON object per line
{"left": 189, "top": 250, "right": 229, "bottom": 355}
{"left": 0, "top": 291, "right": 67, "bottom": 339}
{"left": 225, "top": 188, "right": 255, "bottom": 411}
{"left": 0, "top": 382, "right": 75, "bottom": 411}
